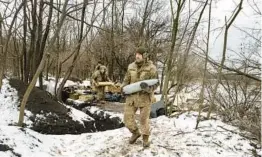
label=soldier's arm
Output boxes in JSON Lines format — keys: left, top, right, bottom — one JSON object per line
{"left": 142, "top": 66, "right": 159, "bottom": 93}
{"left": 150, "top": 66, "right": 159, "bottom": 91}
{"left": 91, "top": 72, "right": 98, "bottom": 86}
{"left": 106, "top": 73, "right": 111, "bottom": 82}
{"left": 121, "top": 69, "right": 131, "bottom": 89}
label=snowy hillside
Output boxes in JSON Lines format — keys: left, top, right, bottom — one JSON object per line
{"left": 0, "top": 79, "right": 260, "bottom": 157}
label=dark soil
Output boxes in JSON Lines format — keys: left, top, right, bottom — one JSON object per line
{"left": 9, "top": 79, "right": 67, "bottom": 114}
{"left": 9, "top": 79, "right": 95, "bottom": 134}
{"left": 0, "top": 142, "right": 21, "bottom": 157}
{"left": 84, "top": 108, "right": 124, "bottom": 131}
{"left": 0, "top": 143, "right": 12, "bottom": 151}
{"left": 9, "top": 79, "right": 124, "bottom": 135}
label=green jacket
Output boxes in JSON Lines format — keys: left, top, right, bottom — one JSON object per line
{"left": 122, "top": 60, "right": 158, "bottom": 107}
{"left": 91, "top": 65, "right": 110, "bottom": 89}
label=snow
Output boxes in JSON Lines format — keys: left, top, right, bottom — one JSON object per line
{"left": 35, "top": 78, "right": 80, "bottom": 95}
{"left": 86, "top": 106, "right": 124, "bottom": 120}
{"left": 154, "top": 94, "right": 162, "bottom": 101}
{"left": 67, "top": 98, "right": 86, "bottom": 105}
{"left": 79, "top": 80, "right": 91, "bottom": 87}
{"left": 0, "top": 79, "right": 33, "bottom": 126}
{"left": 0, "top": 78, "right": 94, "bottom": 127}
{"left": 154, "top": 94, "right": 173, "bottom": 102}
{"left": 0, "top": 79, "right": 258, "bottom": 157}
{"left": 0, "top": 112, "right": 256, "bottom": 157}
{"left": 66, "top": 105, "right": 94, "bottom": 124}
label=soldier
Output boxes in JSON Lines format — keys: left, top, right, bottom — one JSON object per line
{"left": 94, "top": 60, "right": 103, "bottom": 72}
{"left": 91, "top": 62, "right": 111, "bottom": 101}
{"left": 121, "top": 47, "right": 159, "bottom": 148}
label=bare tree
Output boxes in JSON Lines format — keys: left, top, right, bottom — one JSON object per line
{"left": 196, "top": 0, "right": 212, "bottom": 129}
{"left": 22, "top": 0, "right": 27, "bottom": 82}
{"left": 162, "top": 0, "right": 185, "bottom": 115}
{"left": 207, "top": 0, "right": 244, "bottom": 119}
{"left": 18, "top": 0, "right": 68, "bottom": 126}
{"left": 56, "top": 0, "right": 87, "bottom": 102}
{"left": 168, "top": 0, "right": 208, "bottom": 116}
{"left": 0, "top": 2, "right": 23, "bottom": 89}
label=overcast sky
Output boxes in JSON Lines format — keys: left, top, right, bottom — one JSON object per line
{"left": 202, "top": 0, "right": 261, "bottom": 61}
{"left": 125, "top": 0, "right": 261, "bottom": 62}
{"left": 1, "top": 0, "right": 261, "bottom": 63}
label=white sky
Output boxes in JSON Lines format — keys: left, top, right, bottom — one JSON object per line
{"left": 123, "top": 0, "right": 261, "bottom": 62}
{"left": 0, "top": 0, "right": 261, "bottom": 63}
{"left": 202, "top": 0, "right": 261, "bottom": 61}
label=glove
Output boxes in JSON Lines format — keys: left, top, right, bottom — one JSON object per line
{"left": 113, "top": 81, "right": 118, "bottom": 87}
{"left": 94, "top": 82, "right": 99, "bottom": 87}
{"left": 120, "top": 86, "right": 124, "bottom": 94}
{"left": 140, "top": 82, "right": 152, "bottom": 93}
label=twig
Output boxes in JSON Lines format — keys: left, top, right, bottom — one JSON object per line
{"left": 157, "top": 144, "right": 181, "bottom": 156}
{"left": 186, "top": 143, "right": 206, "bottom": 146}
{"left": 218, "top": 125, "right": 256, "bottom": 141}
{"left": 213, "top": 141, "right": 222, "bottom": 147}
{"left": 173, "top": 131, "right": 193, "bottom": 136}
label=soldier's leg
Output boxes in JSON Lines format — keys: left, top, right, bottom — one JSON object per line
{"left": 101, "top": 86, "right": 105, "bottom": 100}
{"left": 124, "top": 102, "right": 138, "bottom": 132}
{"left": 140, "top": 105, "right": 151, "bottom": 147}
{"left": 124, "top": 102, "right": 140, "bottom": 144}
{"left": 97, "top": 87, "right": 104, "bottom": 101}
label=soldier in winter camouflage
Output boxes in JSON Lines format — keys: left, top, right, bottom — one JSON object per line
{"left": 121, "top": 47, "right": 159, "bottom": 148}
{"left": 91, "top": 63, "right": 111, "bottom": 101}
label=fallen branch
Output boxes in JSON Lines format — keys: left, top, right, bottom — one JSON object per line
{"left": 218, "top": 125, "right": 256, "bottom": 141}
{"left": 173, "top": 131, "right": 193, "bottom": 136}
{"left": 157, "top": 145, "right": 181, "bottom": 156}
{"left": 212, "top": 141, "right": 222, "bottom": 147}
{"left": 186, "top": 143, "right": 205, "bottom": 147}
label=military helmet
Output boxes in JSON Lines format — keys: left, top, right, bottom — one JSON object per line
{"left": 136, "top": 47, "right": 150, "bottom": 60}
{"left": 136, "top": 47, "right": 148, "bottom": 55}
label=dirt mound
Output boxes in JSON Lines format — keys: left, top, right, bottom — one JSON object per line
{"left": 9, "top": 79, "right": 124, "bottom": 134}
{"left": 9, "top": 79, "right": 95, "bottom": 134}
{"left": 84, "top": 108, "right": 124, "bottom": 131}
{"left": 9, "top": 79, "right": 66, "bottom": 114}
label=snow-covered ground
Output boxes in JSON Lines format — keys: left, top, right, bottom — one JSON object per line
{"left": 0, "top": 113, "right": 257, "bottom": 157}
{"left": 0, "top": 79, "right": 260, "bottom": 157}
{"left": 0, "top": 79, "right": 93, "bottom": 127}
{"left": 84, "top": 106, "right": 124, "bottom": 120}
{"left": 0, "top": 79, "right": 33, "bottom": 126}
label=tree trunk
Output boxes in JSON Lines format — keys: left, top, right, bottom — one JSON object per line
{"left": 159, "top": 63, "right": 165, "bottom": 94}
{"left": 18, "top": 0, "right": 67, "bottom": 126}
{"left": 162, "top": 0, "right": 185, "bottom": 116}
{"left": 195, "top": 0, "right": 212, "bottom": 129}
{"left": 207, "top": 0, "right": 243, "bottom": 119}
{"left": 109, "top": 0, "right": 115, "bottom": 79}
{"left": 139, "top": 0, "right": 150, "bottom": 45}
{"left": 57, "top": 0, "right": 87, "bottom": 101}
{"left": 0, "top": 3, "right": 23, "bottom": 89}
{"left": 169, "top": 0, "right": 208, "bottom": 116}
{"left": 29, "top": 0, "right": 38, "bottom": 82}
{"left": 22, "top": 0, "right": 28, "bottom": 83}
{"left": 45, "top": 55, "right": 50, "bottom": 80}
{"left": 0, "top": 13, "right": 3, "bottom": 86}
{"left": 37, "top": 0, "right": 44, "bottom": 89}
{"left": 54, "top": 0, "right": 61, "bottom": 97}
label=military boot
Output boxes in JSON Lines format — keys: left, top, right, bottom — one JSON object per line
{"left": 142, "top": 135, "right": 150, "bottom": 148}
{"left": 129, "top": 130, "right": 141, "bottom": 144}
